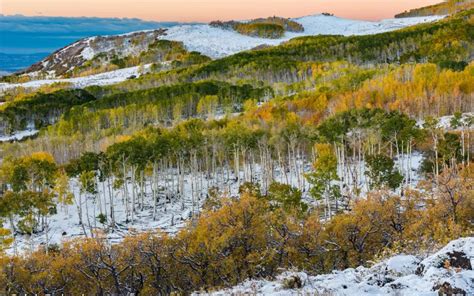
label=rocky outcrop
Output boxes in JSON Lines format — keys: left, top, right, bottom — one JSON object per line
{"left": 20, "top": 29, "right": 167, "bottom": 78}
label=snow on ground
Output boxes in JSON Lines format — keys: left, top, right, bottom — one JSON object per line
{"left": 7, "top": 159, "right": 316, "bottom": 254}
{"left": 0, "top": 15, "right": 443, "bottom": 92}
{"left": 417, "top": 112, "right": 474, "bottom": 130}
{"left": 0, "top": 129, "right": 39, "bottom": 142}
{"left": 6, "top": 151, "right": 424, "bottom": 255}
{"left": 162, "top": 15, "right": 444, "bottom": 59}
{"left": 7, "top": 176, "right": 199, "bottom": 255}
{"left": 199, "top": 237, "right": 474, "bottom": 296}
{"left": 0, "top": 64, "right": 150, "bottom": 92}
{"left": 437, "top": 113, "right": 473, "bottom": 130}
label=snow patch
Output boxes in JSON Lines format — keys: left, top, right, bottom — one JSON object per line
{"left": 417, "top": 113, "right": 474, "bottom": 131}
{"left": 0, "top": 64, "right": 151, "bottom": 92}
{"left": 0, "top": 129, "right": 39, "bottom": 142}
{"left": 385, "top": 255, "right": 420, "bottom": 276}
{"left": 80, "top": 38, "right": 96, "bottom": 60}
{"left": 161, "top": 15, "right": 445, "bottom": 59}
{"left": 201, "top": 237, "right": 474, "bottom": 296}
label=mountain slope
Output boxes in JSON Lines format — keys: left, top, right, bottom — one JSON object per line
{"left": 21, "top": 29, "right": 167, "bottom": 77}
{"left": 8, "top": 14, "right": 443, "bottom": 81}
{"left": 203, "top": 238, "right": 474, "bottom": 296}
{"left": 159, "top": 14, "right": 444, "bottom": 59}
{"left": 396, "top": 0, "right": 473, "bottom": 18}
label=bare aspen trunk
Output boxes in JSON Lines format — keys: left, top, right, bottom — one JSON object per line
{"left": 152, "top": 162, "right": 158, "bottom": 221}
{"left": 107, "top": 176, "right": 115, "bottom": 228}
{"left": 77, "top": 191, "right": 88, "bottom": 237}
{"left": 85, "top": 194, "right": 94, "bottom": 238}
{"left": 101, "top": 178, "right": 108, "bottom": 219}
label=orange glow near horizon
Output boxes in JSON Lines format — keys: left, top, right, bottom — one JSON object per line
{"left": 2, "top": 0, "right": 442, "bottom": 22}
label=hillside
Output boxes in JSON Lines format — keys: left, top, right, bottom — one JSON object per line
{"left": 0, "top": 13, "right": 442, "bottom": 83}
{"left": 210, "top": 16, "right": 304, "bottom": 38}
{"left": 203, "top": 238, "right": 474, "bottom": 295}
{"left": 396, "top": 0, "right": 473, "bottom": 18}
{"left": 0, "top": 2, "right": 473, "bottom": 296}
{"left": 8, "top": 30, "right": 211, "bottom": 80}
{"left": 21, "top": 29, "right": 167, "bottom": 78}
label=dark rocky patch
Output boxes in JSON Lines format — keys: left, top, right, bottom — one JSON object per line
{"left": 434, "top": 282, "right": 466, "bottom": 296}
{"left": 282, "top": 275, "right": 303, "bottom": 289}
{"left": 438, "top": 251, "right": 472, "bottom": 270}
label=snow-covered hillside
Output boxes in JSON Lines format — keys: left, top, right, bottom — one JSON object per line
{"left": 0, "top": 64, "right": 151, "bottom": 93}
{"left": 0, "top": 14, "right": 443, "bottom": 92}
{"left": 200, "top": 237, "right": 474, "bottom": 296}
{"left": 6, "top": 148, "right": 426, "bottom": 255}
{"left": 163, "top": 15, "right": 444, "bottom": 59}
{"left": 22, "top": 29, "right": 165, "bottom": 78}
{"left": 0, "top": 128, "right": 39, "bottom": 143}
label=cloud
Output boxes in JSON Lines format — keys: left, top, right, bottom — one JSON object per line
{"left": 0, "top": 15, "right": 192, "bottom": 54}
{"left": 0, "top": 15, "right": 182, "bottom": 34}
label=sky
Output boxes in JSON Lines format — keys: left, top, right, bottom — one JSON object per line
{"left": 0, "top": 15, "right": 176, "bottom": 54}
{"left": 2, "top": 0, "right": 442, "bottom": 22}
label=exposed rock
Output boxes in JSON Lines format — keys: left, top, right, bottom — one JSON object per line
{"left": 20, "top": 29, "right": 167, "bottom": 78}
{"left": 439, "top": 251, "right": 473, "bottom": 270}
{"left": 200, "top": 238, "right": 474, "bottom": 296}
{"left": 282, "top": 275, "right": 303, "bottom": 289}
{"left": 434, "top": 282, "right": 467, "bottom": 296}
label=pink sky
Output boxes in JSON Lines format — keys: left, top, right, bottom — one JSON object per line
{"left": 2, "top": 0, "right": 442, "bottom": 22}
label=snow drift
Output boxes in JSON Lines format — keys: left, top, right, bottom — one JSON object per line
{"left": 199, "top": 237, "right": 474, "bottom": 295}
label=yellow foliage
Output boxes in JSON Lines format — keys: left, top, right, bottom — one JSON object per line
{"left": 28, "top": 151, "right": 55, "bottom": 163}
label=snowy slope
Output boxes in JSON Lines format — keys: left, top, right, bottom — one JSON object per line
{"left": 21, "top": 29, "right": 165, "bottom": 78}
{"left": 0, "top": 64, "right": 151, "bottom": 93}
{"left": 200, "top": 238, "right": 474, "bottom": 296}
{"left": 160, "top": 15, "right": 444, "bottom": 59}
{"left": 0, "top": 15, "right": 443, "bottom": 92}
{"left": 0, "top": 129, "right": 39, "bottom": 142}
{"left": 5, "top": 151, "right": 426, "bottom": 255}
{"left": 6, "top": 175, "right": 202, "bottom": 255}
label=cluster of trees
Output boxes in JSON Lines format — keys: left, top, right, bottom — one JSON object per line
{"left": 3, "top": 60, "right": 471, "bottom": 143}
{"left": 254, "top": 16, "right": 305, "bottom": 32}
{"left": 1, "top": 81, "right": 269, "bottom": 159}
{"left": 211, "top": 16, "right": 303, "bottom": 39}
{"left": 234, "top": 23, "right": 286, "bottom": 39}
{"left": 248, "top": 62, "right": 473, "bottom": 125}
{"left": 0, "top": 89, "right": 96, "bottom": 135}
{"left": 0, "top": 82, "right": 73, "bottom": 105}
{"left": 1, "top": 109, "right": 471, "bottom": 250}
{"left": 4, "top": 60, "right": 471, "bottom": 169}
{"left": 329, "top": 63, "right": 474, "bottom": 117}
{"left": 0, "top": 152, "right": 64, "bottom": 253}
{"left": 1, "top": 162, "right": 472, "bottom": 294}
